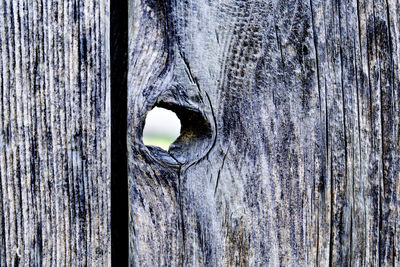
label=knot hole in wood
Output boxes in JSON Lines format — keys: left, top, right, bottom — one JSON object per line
{"left": 148, "top": 100, "right": 213, "bottom": 165}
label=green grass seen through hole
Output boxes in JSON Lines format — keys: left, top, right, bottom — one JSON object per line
{"left": 143, "top": 135, "right": 177, "bottom": 150}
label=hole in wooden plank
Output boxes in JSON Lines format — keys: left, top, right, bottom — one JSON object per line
{"left": 143, "top": 107, "right": 181, "bottom": 151}
{"left": 157, "top": 101, "right": 213, "bottom": 164}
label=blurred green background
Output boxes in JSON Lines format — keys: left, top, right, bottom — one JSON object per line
{"left": 143, "top": 107, "right": 181, "bottom": 151}
{"left": 143, "top": 135, "right": 177, "bottom": 151}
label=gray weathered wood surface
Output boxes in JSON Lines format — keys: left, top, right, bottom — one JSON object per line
{"left": 0, "top": 0, "right": 110, "bottom": 265}
{"left": 129, "top": 0, "right": 400, "bottom": 266}
{"left": 0, "top": 0, "right": 399, "bottom": 265}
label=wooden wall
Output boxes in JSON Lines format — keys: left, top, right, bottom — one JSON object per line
{"left": 0, "top": 0, "right": 399, "bottom": 265}
{"left": 128, "top": 0, "right": 400, "bottom": 265}
{"left": 0, "top": 0, "right": 110, "bottom": 265}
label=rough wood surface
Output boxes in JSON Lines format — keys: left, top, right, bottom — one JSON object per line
{"left": 0, "top": 0, "right": 110, "bottom": 265}
{"left": 129, "top": 0, "right": 400, "bottom": 265}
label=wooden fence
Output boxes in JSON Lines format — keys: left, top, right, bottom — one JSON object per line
{"left": 1, "top": 0, "right": 399, "bottom": 265}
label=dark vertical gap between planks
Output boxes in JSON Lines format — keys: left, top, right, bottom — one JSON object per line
{"left": 111, "top": 0, "right": 129, "bottom": 265}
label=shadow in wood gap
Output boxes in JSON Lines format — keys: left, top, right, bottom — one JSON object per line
{"left": 111, "top": 0, "right": 128, "bottom": 265}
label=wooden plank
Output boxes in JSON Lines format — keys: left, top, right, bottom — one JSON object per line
{"left": 129, "top": 0, "right": 400, "bottom": 265}
{"left": 0, "top": 0, "right": 110, "bottom": 265}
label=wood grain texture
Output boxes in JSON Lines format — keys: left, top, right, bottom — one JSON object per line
{"left": 129, "top": 0, "right": 400, "bottom": 266}
{"left": 0, "top": 0, "right": 110, "bottom": 265}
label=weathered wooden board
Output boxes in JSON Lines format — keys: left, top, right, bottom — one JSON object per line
{"left": 0, "top": 0, "right": 110, "bottom": 265}
{"left": 129, "top": 0, "right": 399, "bottom": 265}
